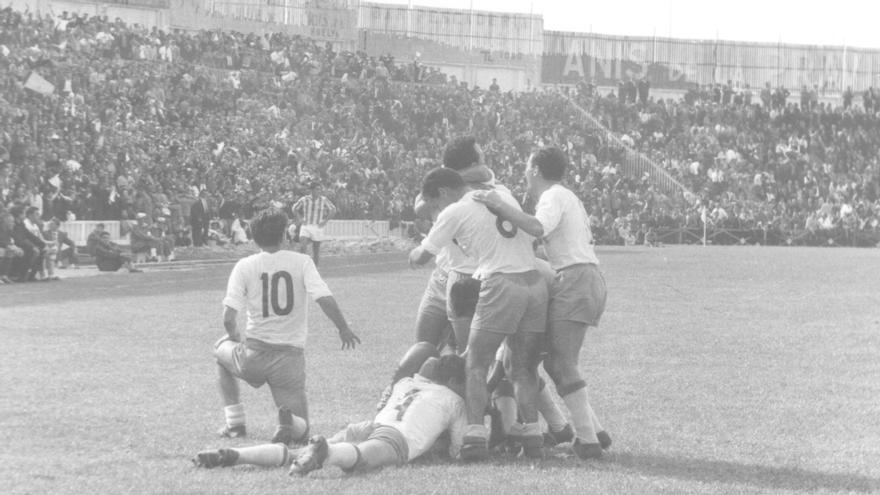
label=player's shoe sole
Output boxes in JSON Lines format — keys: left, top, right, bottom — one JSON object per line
{"left": 289, "top": 435, "right": 329, "bottom": 476}
{"left": 597, "top": 430, "right": 612, "bottom": 450}
{"left": 572, "top": 438, "right": 603, "bottom": 460}
{"left": 193, "top": 448, "right": 239, "bottom": 468}
{"left": 460, "top": 436, "right": 490, "bottom": 462}
{"left": 217, "top": 424, "right": 247, "bottom": 438}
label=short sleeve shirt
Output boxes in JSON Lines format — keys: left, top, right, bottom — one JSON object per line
{"left": 223, "top": 250, "right": 332, "bottom": 348}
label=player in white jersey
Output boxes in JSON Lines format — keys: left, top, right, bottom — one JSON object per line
{"left": 474, "top": 147, "right": 611, "bottom": 459}
{"left": 214, "top": 208, "right": 360, "bottom": 445}
{"left": 193, "top": 355, "right": 466, "bottom": 474}
{"left": 408, "top": 163, "right": 548, "bottom": 462}
{"left": 290, "top": 182, "right": 336, "bottom": 266}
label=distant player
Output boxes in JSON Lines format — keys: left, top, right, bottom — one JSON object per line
{"left": 291, "top": 182, "right": 336, "bottom": 266}
{"left": 474, "top": 147, "right": 611, "bottom": 459}
{"left": 409, "top": 164, "right": 548, "bottom": 461}
{"left": 214, "top": 208, "right": 360, "bottom": 445}
{"left": 194, "top": 354, "right": 467, "bottom": 474}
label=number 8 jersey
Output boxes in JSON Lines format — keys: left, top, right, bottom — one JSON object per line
{"left": 223, "top": 251, "right": 333, "bottom": 348}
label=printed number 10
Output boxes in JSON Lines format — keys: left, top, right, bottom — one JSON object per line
{"left": 261, "top": 271, "right": 294, "bottom": 317}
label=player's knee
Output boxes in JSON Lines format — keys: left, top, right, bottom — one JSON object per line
{"left": 556, "top": 379, "right": 587, "bottom": 397}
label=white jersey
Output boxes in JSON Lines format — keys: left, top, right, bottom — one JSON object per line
{"left": 534, "top": 184, "right": 600, "bottom": 270}
{"left": 421, "top": 189, "right": 536, "bottom": 279}
{"left": 375, "top": 375, "right": 466, "bottom": 460}
{"left": 223, "top": 250, "right": 333, "bottom": 348}
{"left": 444, "top": 242, "right": 478, "bottom": 274}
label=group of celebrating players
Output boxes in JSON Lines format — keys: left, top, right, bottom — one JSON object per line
{"left": 193, "top": 136, "right": 610, "bottom": 477}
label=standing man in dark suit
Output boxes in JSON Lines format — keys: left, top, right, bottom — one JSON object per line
{"left": 190, "top": 190, "right": 212, "bottom": 247}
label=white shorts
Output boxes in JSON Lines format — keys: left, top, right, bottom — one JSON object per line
{"left": 299, "top": 224, "right": 326, "bottom": 242}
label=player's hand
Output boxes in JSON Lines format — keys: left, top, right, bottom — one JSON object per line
{"left": 472, "top": 190, "right": 504, "bottom": 210}
{"left": 339, "top": 328, "right": 361, "bottom": 350}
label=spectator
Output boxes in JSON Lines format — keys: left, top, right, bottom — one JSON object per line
{"left": 130, "top": 213, "right": 161, "bottom": 263}
{"left": 10, "top": 206, "right": 45, "bottom": 282}
{"left": 190, "top": 190, "right": 212, "bottom": 247}
{"left": 0, "top": 211, "right": 24, "bottom": 283}
{"left": 94, "top": 231, "right": 142, "bottom": 273}
{"left": 44, "top": 218, "right": 77, "bottom": 269}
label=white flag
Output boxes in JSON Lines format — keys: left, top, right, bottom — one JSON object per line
{"left": 24, "top": 72, "right": 55, "bottom": 95}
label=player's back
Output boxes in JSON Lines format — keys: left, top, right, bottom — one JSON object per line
{"left": 538, "top": 184, "right": 599, "bottom": 269}
{"left": 224, "top": 250, "right": 332, "bottom": 348}
{"left": 442, "top": 189, "right": 536, "bottom": 278}
{"left": 375, "top": 375, "right": 465, "bottom": 460}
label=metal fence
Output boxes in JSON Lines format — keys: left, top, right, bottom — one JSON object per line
{"left": 565, "top": 95, "right": 697, "bottom": 205}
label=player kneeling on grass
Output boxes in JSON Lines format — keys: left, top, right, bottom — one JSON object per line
{"left": 194, "top": 354, "right": 467, "bottom": 475}
{"left": 214, "top": 207, "right": 360, "bottom": 446}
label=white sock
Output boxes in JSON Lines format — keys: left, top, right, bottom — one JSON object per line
{"left": 326, "top": 443, "right": 359, "bottom": 470}
{"left": 235, "top": 444, "right": 287, "bottom": 466}
{"left": 589, "top": 405, "right": 604, "bottom": 433}
{"left": 537, "top": 386, "right": 568, "bottom": 432}
{"left": 224, "top": 404, "right": 245, "bottom": 427}
{"left": 495, "top": 396, "right": 518, "bottom": 434}
{"left": 563, "top": 389, "right": 598, "bottom": 443}
{"left": 465, "top": 424, "right": 488, "bottom": 440}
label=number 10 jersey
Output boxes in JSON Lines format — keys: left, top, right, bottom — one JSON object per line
{"left": 223, "top": 250, "right": 333, "bottom": 348}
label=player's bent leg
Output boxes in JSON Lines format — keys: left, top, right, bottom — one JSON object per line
{"left": 546, "top": 320, "right": 605, "bottom": 458}
{"left": 266, "top": 350, "right": 309, "bottom": 445}
{"left": 415, "top": 304, "right": 451, "bottom": 346}
{"left": 462, "top": 328, "right": 507, "bottom": 462}
{"left": 506, "top": 330, "right": 545, "bottom": 457}
{"left": 214, "top": 339, "right": 246, "bottom": 437}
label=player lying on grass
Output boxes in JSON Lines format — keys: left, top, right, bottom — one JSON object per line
{"left": 214, "top": 208, "right": 360, "bottom": 446}
{"left": 194, "top": 354, "right": 467, "bottom": 475}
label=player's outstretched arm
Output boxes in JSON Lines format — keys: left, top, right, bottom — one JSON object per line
{"left": 472, "top": 190, "right": 544, "bottom": 238}
{"left": 315, "top": 296, "right": 361, "bottom": 349}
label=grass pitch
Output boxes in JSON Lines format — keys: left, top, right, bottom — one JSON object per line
{"left": 2, "top": 247, "right": 879, "bottom": 494}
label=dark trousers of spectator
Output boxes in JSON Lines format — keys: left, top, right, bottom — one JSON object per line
{"left": 10, "top": 248, "right": 42, "bottom": 281}
{"left": 57, "top": 246, "right": 76, "bottom": 267}
{"left": 191, "top": 223, "right": 208, "bottom": 247}
{"left": 0, "top": 254, "right": 12, "bottom": 279}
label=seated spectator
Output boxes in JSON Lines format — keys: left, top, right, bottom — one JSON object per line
{"left": 230, "top": 216, "right": 249, "bottom": 244}
{"left": 11, "top": 206, "right": 46, "bottom": 282}
{"left": 130, "top": 213, "right": 161, "bottom": 263}
{"left": 94, "top": 231, "right": 142, "bottom": 273}
{"left": 0, "top": 212, "right": 24, "bottom": 284}
{"left": 86, "top": 223, "right": 106, "bottom": 257}
{"left": 152, "top": 217, "right": 176, "bottom": 262}
{"left": 45, "top": 219, "right": 78, "bottom": 269}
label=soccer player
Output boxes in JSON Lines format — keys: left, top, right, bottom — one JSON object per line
{"left": 474, "top": 147, "right": 611, "bottom": 459}
{"left": 291, "top": 182, "right": 336, "bottom": 266}
{"left": 194, "top": 354, "right": 467, "bottom": 474}
{"left": 215, "top": 208, "right": 360, "bottom": 445}
{"left": 408, "top": 165, "right": 548, "bottom": 461}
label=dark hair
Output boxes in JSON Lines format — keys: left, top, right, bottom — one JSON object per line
{"left": 25, "top": 206, "right": 38, "bottom": 217}
{"left": 531, "top": 147, "right": 568, "bottom": 181}
{"left": 250, "top": 208, "right": 288, "bottom": 247}
{"left": 421, "top": 167, "right": 465, "bottom": 199}
{"left": 434, "top": 354, "right": 465, "bottom": 385}
{"left": 443, "top": 136, "right": 480, "bottom": 170}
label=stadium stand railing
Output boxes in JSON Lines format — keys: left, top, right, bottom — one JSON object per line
{"left": 564, "top": 95, "right": 700, "bottom": 206}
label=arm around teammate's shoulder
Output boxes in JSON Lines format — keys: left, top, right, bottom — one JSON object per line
{"left": 315, "top": 296, "right": 361, "bottom": 349}
{"left": 472, "top": 190, "right": 544, "bottom": 238}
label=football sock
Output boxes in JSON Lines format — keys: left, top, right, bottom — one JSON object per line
{"left": 326, "top": 443, "right": 359, "bottom": 470}
{"left": 537, "top": 384, "right": 568, "bottom": 433}
{"left": 562, "top": 388, "right": 599, "bottom": 443}
{"left": 235, "top": 444, "right": 288, "bottom": 467}
{"left": 588, "top": 405, "right": 604, "bottom": 433}
{"left": 224, "top": 404, "right": 245, "bottom": 428}
{"left": 494, "top": 396, "right": 518, "bottom": 434}
{"left": 465, "top": 424, "right": 489, "bottom": 441}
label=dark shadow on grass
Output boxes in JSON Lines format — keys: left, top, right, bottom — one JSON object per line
{"left": 608, "top": 451, "right": 880, "bottom": 493}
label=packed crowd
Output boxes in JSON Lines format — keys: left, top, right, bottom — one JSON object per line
{"left": 1, "top": 6, "right": 878, "bottom": 279}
